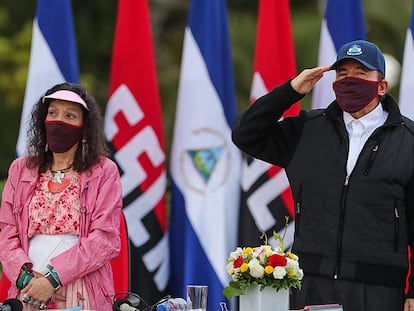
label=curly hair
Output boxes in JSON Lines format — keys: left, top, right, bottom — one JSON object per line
{"left": 26, "top": 82, "right": 109, "bottom": 173}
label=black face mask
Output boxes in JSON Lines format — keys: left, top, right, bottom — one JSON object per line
{"left": 333, "top": 76, "right": 379, "bottom": 113}
{"left": 45, "top": 120, "right": 83, "bottom": 153}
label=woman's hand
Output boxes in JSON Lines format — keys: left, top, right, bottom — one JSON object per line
{"left": 21, "top": 276, "right": 54, "bottom": 309}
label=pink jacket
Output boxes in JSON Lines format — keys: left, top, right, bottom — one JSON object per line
{"left": 0, "top": 156, "right": 122, "bottom": 311}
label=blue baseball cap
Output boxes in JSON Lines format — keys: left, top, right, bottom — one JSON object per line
{"left": 331, "top": 40, "right": 385, "bottom": 76}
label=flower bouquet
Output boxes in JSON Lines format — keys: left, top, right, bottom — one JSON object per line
{"left": 223, "top": 220, "right": 303, "bottom": 301}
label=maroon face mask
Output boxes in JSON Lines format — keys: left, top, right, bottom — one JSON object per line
{"left": 45, "top": 120, "right": 83, "bottom": 153}
{"left": 333, "top": 76, "right": 379, "bottom": 113}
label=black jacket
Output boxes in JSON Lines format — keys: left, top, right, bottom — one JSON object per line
{"left": 232, "top": 80, "right": 414, "bottom": 297}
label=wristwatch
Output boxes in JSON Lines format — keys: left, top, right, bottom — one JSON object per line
{"left": 45, "top": 270, "right": 61, "bottom": 290}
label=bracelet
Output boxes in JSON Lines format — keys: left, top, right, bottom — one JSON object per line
{"left": 45, "top": 270, "right": 61, "bottom": 290}
{"left": 16, "top": 270, "right": 34, "bottom": 290}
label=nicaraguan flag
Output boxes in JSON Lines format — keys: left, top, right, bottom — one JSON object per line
{"left": 398, "top": 1, "right": 414, "bottom": 118}
{"left": 16, "top": 0, "right": 79, "bottom": 157}
{"left": 169, "top": 0, "right": 241, "bottom": 309}
{"left": 311, "top": 0, "right": 366, "bottom": 109}
{"left": 0, "top": 0, "right": 78, "bottom": 300}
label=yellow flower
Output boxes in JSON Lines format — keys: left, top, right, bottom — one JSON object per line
{"left": 286, "top": 251, "right": 298, "bottom": 260}
{"left": 287, "top": 267, "right": 295, "bottom": 277}
{"left": 243, "top": 247, "right": 253, "bottom": 254}
{"left": 240, "top": 263, "right": 249, "bottom": 273}
{"left": 264, "top": 266, "right": 274, "bottom": 274}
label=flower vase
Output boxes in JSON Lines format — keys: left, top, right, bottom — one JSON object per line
{"left": 239, "top": 285, "right": 289, "bottom": 311}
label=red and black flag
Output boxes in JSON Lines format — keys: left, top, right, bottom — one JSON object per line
{"left": 104, "top": 0, "right": 169, "bottom": 304}
{"left": 239, "top": 0, "right": 300, "bottom": 249}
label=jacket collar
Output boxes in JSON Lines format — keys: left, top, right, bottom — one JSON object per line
{"left": 19, "top": 157, "right": 104, "bottom": 190}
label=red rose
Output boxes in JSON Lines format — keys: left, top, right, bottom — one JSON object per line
{"left": 266, "top": 254, "right": 287, "bottom": 267}
{"left": 233, "top": 256, "right": 244, "bottom": 268}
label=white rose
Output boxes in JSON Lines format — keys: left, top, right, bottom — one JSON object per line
{"left": 226, "top": 262, "right": 234, "bottom": 274}
{"left": 286, "top": 258, "right": 299, "bottom": 269}
{"left": 297, "top": 268, "right": 304, "bottom": 280}
{"left": 248, "top": 259, "right": 264, "bottom": 278}
{"left": 229, "top": 248, "right": 243, "bottom": 259}
{"left": 273, "top": 266, "right": 287, "bottom": 279}
{"left": 286, "top": 258, "right": 303, "bottom": 279}
{"left": 263, "top": 245, "right": 272, "bottom": 257}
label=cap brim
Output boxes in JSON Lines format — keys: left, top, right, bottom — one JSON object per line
{"left": 330, "top": 57, "right": 377, "bottom": 71}
{"left": 42, "top": 90, "right": 89, "bottom": 111}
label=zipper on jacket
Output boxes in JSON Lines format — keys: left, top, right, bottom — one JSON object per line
{"left": 294, "top": 183, "right": 302, "bottom": 238}
{"left": 333, "top": 175, "right": 350, "bottom": 279}
{"left": 394, "top": 205, "right": 400, "bottom": 252}
{"left": 363, "top": 144, "right": 379, "bottom": 176}
{"left": 344, "top": 175, "right": 350, "bottom": 186}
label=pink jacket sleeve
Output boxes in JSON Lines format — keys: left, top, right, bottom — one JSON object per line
{"left": 0, "top": 158, "right": 35, "bottom": 285}
{"left": 51, "top": 157, "right": 123, "bottom": 286}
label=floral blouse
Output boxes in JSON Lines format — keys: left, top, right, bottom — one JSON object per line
{"left": 28, "top": 171, "right": 81, "bottom": 238}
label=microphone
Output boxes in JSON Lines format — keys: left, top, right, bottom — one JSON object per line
{"left": 113, "top": 299, "right": 139, "bottom": 311}
{"left": 112, "top": 292, "right": 170, "bottom": 311}
{"left": 156, "top": 298, "right": 187, "bottom": 311}
{"left": 0, "top": 299, "right": 23, "bottom": 311}
{"left": 113, "top": 294, "right": 141, "bottom": 311}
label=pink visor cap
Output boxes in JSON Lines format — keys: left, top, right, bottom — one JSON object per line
{"left": 42, "top": 90, "right": 89, "bottom": 111}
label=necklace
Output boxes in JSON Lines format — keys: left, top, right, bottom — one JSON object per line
{"left": 51, "top": 165, "right": 73, "bottom": 184}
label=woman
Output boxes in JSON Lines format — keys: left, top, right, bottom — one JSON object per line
{"left": 0, "top": 82, "right": 123, "bottom": 310}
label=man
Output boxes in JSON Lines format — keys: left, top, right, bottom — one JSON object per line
{"left": 232, "top": 40, "right": 414, "bottom": 311}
